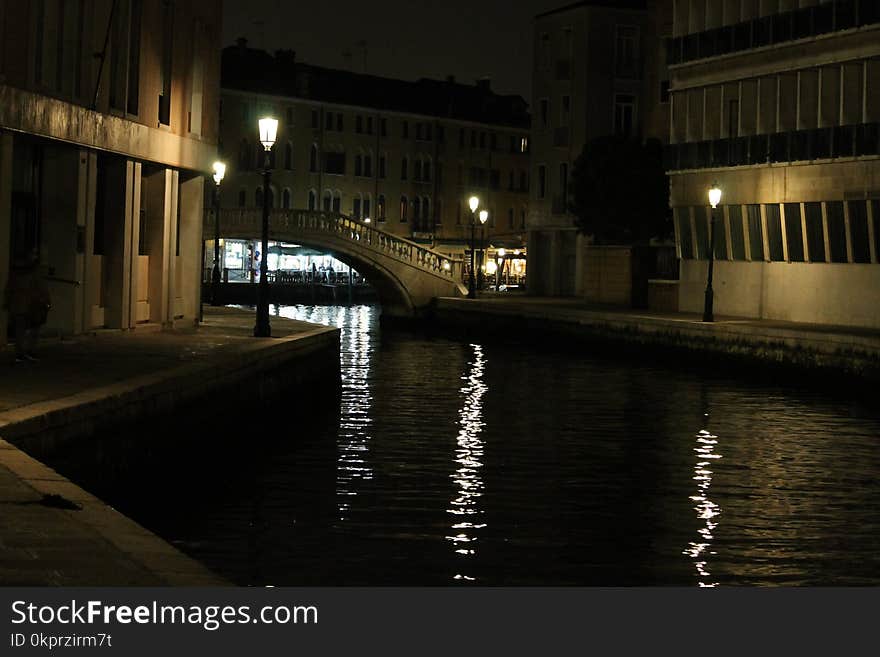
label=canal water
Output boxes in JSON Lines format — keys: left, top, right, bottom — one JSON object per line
{"left": 43, "top": 304, "right": 880, "bottom": 586}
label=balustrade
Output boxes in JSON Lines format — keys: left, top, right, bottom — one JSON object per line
{"left": 213, "top": 209, "right": 462, "bottom": 279}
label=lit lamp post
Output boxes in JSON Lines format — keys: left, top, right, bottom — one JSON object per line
{"left": 496, "top": 247, "right": 506, "bottom": 289}
{"left": 467, "top": 196, "right": 479, "bottom": 298}
{"left": 210, "top": 161, "right": 226, "bottom": 306}
{"left": 703, "top": 184, "right": 722, "bottom": 323}
{"left": 254, "top": 116, "right": 278, "bottom": 338}
{"left": 478, "top": 209, "right": 488, "bottom": 291}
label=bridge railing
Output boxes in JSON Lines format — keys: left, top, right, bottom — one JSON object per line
{"left": 215, "top": 209, "right": 465, "bottom": 282}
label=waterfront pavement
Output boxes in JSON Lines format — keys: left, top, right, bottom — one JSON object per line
{"left": 435, "top": 295, "right": 880, "bottom": 376}
{"left": 0, "top": 306, "right": 337, "bottom": 586}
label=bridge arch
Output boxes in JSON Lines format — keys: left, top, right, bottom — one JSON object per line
{"left": 214, "top": 209, "right": 467, "bottom": 318}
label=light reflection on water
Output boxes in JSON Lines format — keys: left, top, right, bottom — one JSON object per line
{"left": 683, "top": 425, "right": 722, "bottom": 587}
{"left": 47, "top": 304, "right": 880, "bottom": 586}
{"left": 448, "top": 344, "right": 488, "bottom": 582}
{"left": 277, "top": 305, "right": 374, "bottom": 521}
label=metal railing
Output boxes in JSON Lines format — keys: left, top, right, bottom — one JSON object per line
{"left": 215, "top": 209, "right": 465, "bottom": 282}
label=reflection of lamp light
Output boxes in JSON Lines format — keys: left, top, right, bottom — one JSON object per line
{"left": 364, "top": 216, "right": 371, "bottom": 224}
{"left": 486, "top": 261, "right": 497, "bottom": 275}
{"left": 443, "top": 259, "right": 451, "bottom": 271}
{"left": 497, "top": 248, "right": 506, "bottom": 258}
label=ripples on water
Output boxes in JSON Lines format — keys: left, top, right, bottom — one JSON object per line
{"left": 44, "top": 304, "right": 880, "bottom": 586}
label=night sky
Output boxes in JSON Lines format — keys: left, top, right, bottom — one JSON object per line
{"left": 222, "top": 0, "right": 565, "bottom": 102}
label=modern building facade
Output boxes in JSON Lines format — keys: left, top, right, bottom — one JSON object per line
{"left": 0, "top": 0, "right": 221, "bottom": 347}
{"left": 665, "top": 0, "right": 880, "bottom": 328}
{"left": 217, "top": 42, "right": 531, "bottom": 284}
{"left": 528, "top": 0, "right": 672, "bottom": 296}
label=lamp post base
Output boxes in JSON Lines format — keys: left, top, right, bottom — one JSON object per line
{"left": 253, "top": 317, "right": 272, "bottom": 338}
{"left": 210, "top": 267, "right": 222, "bottom": 307}
{"left": 702, "top": 288, "right": 714, "bottom": 323}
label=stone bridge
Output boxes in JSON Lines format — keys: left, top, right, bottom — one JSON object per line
{"left": 210, "top": 208, "right": 468, "bottom": 317}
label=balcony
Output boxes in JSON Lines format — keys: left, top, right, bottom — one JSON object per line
{"left": 667, "top": 0, "right": 879, "bottom": 66}
{"left": 664, "top": 122, "right": 879, "bottom": 171}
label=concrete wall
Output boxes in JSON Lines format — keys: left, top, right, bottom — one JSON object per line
{"left": 577, "top": 244, "right": 633, "bottom": 305}
{"left": 680, "top": 260, "right": 880, "bottom": 327}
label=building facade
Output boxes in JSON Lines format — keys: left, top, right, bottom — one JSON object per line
{"left": 218, "top": 42, "right": 531, "bottom": 284}
{"left": 528, "top": 0, "right": 672, "bottom": 296}
{"left": 665, "top": 0, "right": 880, "bottom": 328}
{"left": 0, "top": 0, "right": 221, "bottom": 347}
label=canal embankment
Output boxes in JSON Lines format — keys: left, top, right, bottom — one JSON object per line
{"left": 433, "top": 297, "right": 880, "bottom": 384}
{"left": 0, "top": 306, "right": 340, "bottom": 585}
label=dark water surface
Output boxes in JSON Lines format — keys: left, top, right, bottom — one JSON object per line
{"left": 42, "top": 304, "right": 880, "bottom": 586}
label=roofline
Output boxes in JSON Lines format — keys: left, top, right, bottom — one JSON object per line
{"left": 220, "top": 87, "right": 531, "bottom": 131}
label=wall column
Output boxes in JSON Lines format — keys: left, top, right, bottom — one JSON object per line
{"left": 103, "top": 159, "right": 140, "bottom": 329}
{"left": 177, "top": 173, "right": 205, "bottom": 325}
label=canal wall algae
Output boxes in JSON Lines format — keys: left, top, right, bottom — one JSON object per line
{"left": 432, "top": 297, "right": 880, "bottom": 384}
{"left": 0, "top": 307, "right": 340, "bottom": 585}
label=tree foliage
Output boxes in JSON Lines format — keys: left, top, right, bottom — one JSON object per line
{"left": 569, "top": 136, "right": 670, "bottom": 244}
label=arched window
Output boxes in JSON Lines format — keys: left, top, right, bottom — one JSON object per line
{"left": 308, "top": 189, "right": 317, "bottom": 210}
{"left": 521, "top": 206, "right": 526, "bottom": 228}
{"left": 332, "top": 191, "right": 341, "bottom": 212}
{"left": 422, "top": 196, "right": 430, "bottom": 222}
{"left": 364, "top": 194, "right": 371, "bottom": 219}
{"left": 267, "top": 187, "right": 275, "bottom": 208}
{"left": 255, "top": 188, "right": 263, "bottom": 208}
{"left": 508, "top": 207, "right": 514, "bottom": 228}
{"left": 413, "top": 196, "right": 421, "bottom": 221}
{"left": 284, "top": 142, "right": 293, "bottom": 170}
{"left": 414, "top": 158, "right": 423, "bottom": 181}
{"left": 322, "top": 190, "right": 332, "bottom": 211}
{"left": 354, "top": 154, "right": 363, "bottom": 177}
{"left": 310, "top": 144, "right": 318, "bottom": 172}
{"left": 283, "top": 188, "right": 292, "bottom": 209}
{"left": 238, "top": 189, "right": 247, "bottom": 207}
{"left": 353, "top": 193, "right": 362, "bottom": 218}
{"left": 400, "top": 195, "right": 408, "bottom": 222}
{"left": 379, "top": 154, "right": 386, "bottom": 179}
{"left": 364, "top": 152, "right": 373, "bottom": 178}
{"left": 436, "top": 198, "right": 443, "bottom": 225}
{"left": 424, "top": 157, "right": 432, "bottom": 182}
{"left": 401, "top": 157, "right": 408, "bottom": 181}
{"left": 378, "top": 194, "right": 386, "bottom": 220}
{"left": 253, "top": 143, "right": 263, "bottom": 169}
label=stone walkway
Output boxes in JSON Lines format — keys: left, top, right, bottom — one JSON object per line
{"left": 435, "top": 296, "right": 880, "bottom": 376}
{"left": 0, "top": 306, "right": 336, "bottom": 585}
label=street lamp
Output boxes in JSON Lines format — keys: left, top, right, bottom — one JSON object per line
{"left": 467, "top": 196, "right": 479, "bottom": 298}
{"left": 254, "top": 116, "right": 278, "bottom": 338}
{"left": 496, "top": 248, "right": 506, "bottom": 289}
{"left": 210, "top": 161, "right": 226, "bottom": 307}
{"left": 703, "top": 183, "right": 722, "bottom": 323}
{"left": 478, "top": 209, "right": 489, "bottom": 291}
